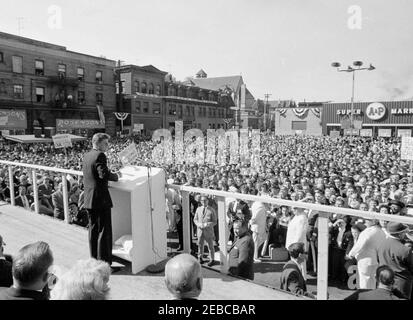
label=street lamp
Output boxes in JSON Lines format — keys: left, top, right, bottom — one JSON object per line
{"left": 331, "top": 60, "right": 376, "bottom": 142}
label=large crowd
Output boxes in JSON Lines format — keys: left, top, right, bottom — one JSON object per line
{"left": 1, "top": 132, "right": 413, "bottom": 300}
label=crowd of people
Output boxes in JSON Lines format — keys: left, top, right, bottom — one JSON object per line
{"left": 1, "top": 132, "right": 413, "bottom": 299}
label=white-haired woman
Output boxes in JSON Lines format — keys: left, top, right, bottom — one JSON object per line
{"left": 51, "top": 258, "right": 111, "bottom": 300}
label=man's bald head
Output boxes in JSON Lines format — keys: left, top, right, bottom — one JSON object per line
{"left": 165, "top": 253, "right": 203, "bottom": 299}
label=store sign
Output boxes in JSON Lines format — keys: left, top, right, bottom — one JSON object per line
{"left": 56, "top": 119, "right": 105, "bottom": 129}
{"left": 398, "top": 129, "right": 412, "bottom": 137}
{"left": 391, "top": 108, "right": 413, "bottom": 115}
{"left": 366, "top": 103, "right": 386, "bottom": 120}
{"left": 360, "top": 129, "right": 372, "bottom": 137}
{"left": 337, "top": 109, "right": 362, "bottom": 115}
{"left": 378, "top": 129, "right": 392, "bottom": 137}
{"left": 0, "top": 109, "right": 27, "bottom": 129}
{"left": 401, "top": 136, "right": 413, "bottom": 160}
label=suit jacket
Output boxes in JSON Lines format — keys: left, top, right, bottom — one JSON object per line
{"left": 82, "top": 150, "right": 118, "bottom": 210}
{"left": 228, "top": 233, "right": 254, "bottom": 280}
{"left": 0, "top": 286, "right": 48, "bottom": 300}
{"left": 280, "top": 260, "right": 307, "bottom": 295}
{"left": 330, "top": 225, "right": 352, "bottom": 250}
{"left": 14, "top": 195, "right": 33, "bottom": 209}
{"left": 52, "top": 191, "right": 64, "bottom": 218}
{"left": 193, "top": 205, "right": 217, "bottom": 239}
{"left": 0, "top": 259, "right": 12, "bottom": 288}
{"left": 358, "top": 288, "right": 404, "bottom": 300}
{"left": 227, "top": 200, "right": 251, "bottom": 223}
{"left": 378, "top": 237, "right": 413, "bottom": 298}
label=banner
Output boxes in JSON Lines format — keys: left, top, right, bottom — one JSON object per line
{"left": 378, "top": 129, "right": 392, "bottom": 137}
{"left": 329, "top": 130, "right": 340, "bottom": 138}
{"left": 398, "top": 129, "right": 412, "bottom": 137}
{"left": 353, "top": 120, "right": 363, "bottom": 130}
{"left": 401, "top": 136, "right": 413, "bottom": 160}
{"left": 52, "top": 134, "right": 72, "bottom": 149}
{"left": 133, "top": 123, "right": 144, "bottom": 132}
{"left": 359, "top": 129, "right": 372, "bottom": 137}
{"left": 344, "top": 129, "right": 359, "bottom": 136}
{"left": 0, "top": 109, "right": 27, "bottom": 129}
{"left": 119, "top": 143, "right": 139, "bottom": 166}
{"left": 96, "top": 105, "right": 105, "bottom": 125}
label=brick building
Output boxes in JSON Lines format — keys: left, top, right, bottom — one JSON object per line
{"left": 118, "top": 66, "right": 235, "bottom": 134}
{"left": 0, "top": 32, "right": 116, "bottom": 137}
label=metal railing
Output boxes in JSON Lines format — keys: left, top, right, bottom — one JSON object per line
{"left": 0, "top": 160, "right": 83, "bottom": 224}
{"left": 167, "top": 184, "right": 413, "bottom": 300}
{"left": 2, "top": 159, "right": 413, "bottom": 300}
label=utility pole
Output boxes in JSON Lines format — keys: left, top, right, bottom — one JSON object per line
{"left": 264, "top": 93, "right": 271, "bottom": 131}
{"left": 117, "top": 60, "right": 125, "bottom": 134}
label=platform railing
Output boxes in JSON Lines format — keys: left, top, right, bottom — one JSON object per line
{"left": 167, "top": 184, "right": 413, "bottom": 300}
{"left": 0, "top": 160, "right": 83, "bottom": 224}
{"left": 2, "top": 159, "right": 413, "bottom": 300}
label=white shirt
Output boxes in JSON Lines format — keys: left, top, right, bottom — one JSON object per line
{"left": 337, "top": 227, "right": 345, "bottom": 248}
{"left": 348, "top": 225, "right": 386, "bottom": 263}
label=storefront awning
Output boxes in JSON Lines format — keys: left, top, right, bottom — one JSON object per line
{"left": 3, "top": 134, "right": 87, "bottom": 144}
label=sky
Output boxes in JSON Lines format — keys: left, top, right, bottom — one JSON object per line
{"left": 1, "top": 0, "right": 413, "bottom": 103}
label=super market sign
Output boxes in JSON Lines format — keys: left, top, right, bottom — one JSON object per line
{"left": 337, "top": 103, "right": 413, "bottom": 120}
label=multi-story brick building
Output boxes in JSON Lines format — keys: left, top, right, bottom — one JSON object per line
{"left": 0, "top": 32, "right": 116, "bottom": 137}
{"left": 118, "top": 65, "right": 235, "bottom": 134}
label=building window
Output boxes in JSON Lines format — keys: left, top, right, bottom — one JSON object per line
{"left": 153, "top": 103, "right": 161, "bottom": 114}
{"left": 155, "top": 84, "right": 161, "bottom": 95}
{"left": 148, "top": 83, "right": 154, "bottom": 94}
{"left": 203, "top": 107, "right": 207, "bottom": 117}
{"left": 0, "top": 81, "right": 6, "bottom": 94}
{"left": 169, "top": 104, "right": 176, "bottom": 115}
{"left": 58, "top": 64, "right": 66, "bottom": 77}
{"left": 178, "top": 105, "right": 183, "bottom": 117}
{"left": 78, "top": 91, "right": 86, "bottom": 105}
{"left": 141, "top": 82, "right": 147, "bottom": 94}
{"left": 116, "top": 80, "right": 125, "bottom": 94}
{"left": 35, "top": 60, "right": 44, "bottom": 76}
{"left": 143, "top": 101, "right": 149, "bottom": 113}
{"left": 135, "top": 101, "right": 141, "bottom": 113}
{"left": 35, "top": 87, "right": 45, "bottom": 103}
{"left": 291, "top": 121, "right": 307, "bottom": 130}
{"left": 96, "top": 93, "right": 103, "bottom": 105}
{"left": 198, "top": 107, "right": 202, "bottom": 116}
{"left": 185, "top": 106, "right": 190, "bottom": 116}
{"left": 13, "top": 85, "right": 23, "bottom": 99}
{"left": 134, "top": 81, "right": 140, "bottom": 93}
{"left": 12, "top": 56, "right": 23, "bottom": 73}
{"left": 96, "top": 70, "right": 103, "bottom": 84}
{"left": 77, "top": 67, "right": 85, "bottom": 81}
{"left": 0, "top": 52, "right": 3, "bottom": 63}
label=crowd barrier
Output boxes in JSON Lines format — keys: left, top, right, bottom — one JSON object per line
{"left": 2, "top": 160, "right": 413, "bottom": 300}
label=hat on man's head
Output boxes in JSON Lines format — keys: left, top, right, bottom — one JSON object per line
{"left": 386, "top": 222, "right": 409, "bottom": 235}
{"left": 388, "top": 199, "right": 405, "bottom": 209}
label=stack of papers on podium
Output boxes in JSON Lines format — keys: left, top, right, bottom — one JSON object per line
{"left": 112, "top": 234, "right": 133, "bottom": 261}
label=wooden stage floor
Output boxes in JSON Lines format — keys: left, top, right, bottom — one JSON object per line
{"left": 0, "top": 204, "right": 304, "bottom": 300}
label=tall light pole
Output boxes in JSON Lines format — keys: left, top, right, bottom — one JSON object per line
{"left": 331, "top": 61, "right": 375, "bottom": 142}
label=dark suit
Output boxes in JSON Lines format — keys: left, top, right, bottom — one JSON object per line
{"left": 0, "top": 286, "right": 48, "bottom": 300}
{"left": 82, "top": 149, "right": 118, "bottom": 265}
{"left": 280, "top": 260, "right": 307, "bottom": 296}
{"left": 329, "top": 225, "right": 352, "bottom": 281}
{"left": 358, "top": 288, "right": 404, "bottom": 300}
{"left": 51, "top": 191, "right": 64, "bottom": 220}
{"left": 227, "top": 200, "right": 251, "bottom": 242}
{"left": 228, "top": 232, "right": 254, "bottom": 280}
{"left": 0, "top": 258, "right": 12, "bottom": 287}
{"left": 377, "top": 237, "right": 413, "bottom": 299}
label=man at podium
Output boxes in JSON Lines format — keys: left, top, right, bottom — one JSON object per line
{"left": 83, "top": 133, "right": 121, "bottom": 267}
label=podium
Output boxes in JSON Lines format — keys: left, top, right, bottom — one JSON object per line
{"left": 109, "top": 166, "right": 167, "bottom": 274}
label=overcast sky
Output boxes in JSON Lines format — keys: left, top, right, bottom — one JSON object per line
{"left": 1, "top": 0, "right": 412, "bottom": 103}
